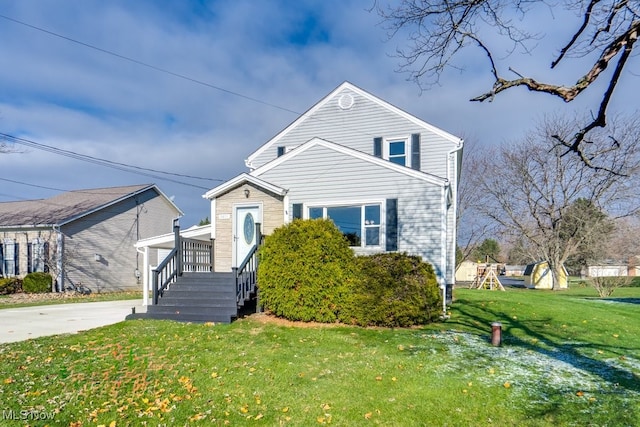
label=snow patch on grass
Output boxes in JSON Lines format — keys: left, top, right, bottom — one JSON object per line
{"left": 427, "top": 331, "right": 640, "bottom": 405}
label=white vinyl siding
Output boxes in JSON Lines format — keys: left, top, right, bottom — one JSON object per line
{"left": 250, "top": 88, "right": 454, "bottom": 178}
{"left": 255, "top": 144, "right": 447, "bottom": 280}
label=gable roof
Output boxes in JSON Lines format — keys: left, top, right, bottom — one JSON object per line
{"left": 251, "top": 137, "right": 448, "bottom": 187}
{"left": 245, "top": 81, "right": 463, "bottom": 169}
{"left": 202, "top": 173, "right": 288, "bottom": 200}
{"left": 0, "top": 184, "right": 182, "bottom": 228}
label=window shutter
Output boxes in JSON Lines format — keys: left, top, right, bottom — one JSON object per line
{"left": 277, "top": 146, "right": 286, "bottom": 157}
{"left": 44, "top": 242, "right": 50, "bottom": 273}
{"left": 14, "top": 243, "right": 19, "bottom": 275}
{"left": 385, "top": 199, "right": 398, "bottom": 251}
{"left": 0, "top": 243, "right": 4, "bottom": 276}
{"left": 292, "top": 203, "right": 303, "bottom": 220}
{"left": 373, "top": 137, "right": 382, "bottom": 158}
{"left": 411, "top": 133, "right": 421, "bottom": 170}
{"left": 27, "top": 243, "right": 33, "bottom": 274}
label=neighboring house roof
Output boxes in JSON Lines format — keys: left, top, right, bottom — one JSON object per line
{"left": 0, "top": 184, "right": 182, "bottom": 228}
{"left": 245, "top": 81, "right": 463, "bottom": 169}
{"left": 250, "top": 137, "right": 449, "bottom": 187}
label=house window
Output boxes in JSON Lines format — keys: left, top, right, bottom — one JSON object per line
{"left": 29, "top": 239, "right": 46, "bottom": 273}
{"left": 388, "top": 140, "right": 407, "bottom": 166}
{"left": 373, "top": 135, "right": 420, "bottom": 170}
{"left": 2, "top": 239, "right": 17, "bottom": 277}
{"left": 308, "top": 203, "right": 382, "bottom": 247}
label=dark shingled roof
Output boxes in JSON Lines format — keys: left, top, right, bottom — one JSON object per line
{"left": 0, "top": 184, "right": 155, "bottom": 227}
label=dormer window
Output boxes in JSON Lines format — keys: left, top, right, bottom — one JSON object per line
{"left": 388, "top": 140, "right": 407, "bottom": 166}
{"left": 373, "top": 134, "right": 421, "bottom": 170}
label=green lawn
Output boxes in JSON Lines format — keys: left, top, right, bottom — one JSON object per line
{"left": 0, "top": 291, "right": 142, "bottom": 309}
{"left": 0, "top": 286, "right": 638, "bottom": 426}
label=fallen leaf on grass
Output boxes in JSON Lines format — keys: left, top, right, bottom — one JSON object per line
{"left": 576, "top": 391, "right": 584, "bottom": 397}
{"left": 503, "top": 382, "right": 511, "bottom": 388}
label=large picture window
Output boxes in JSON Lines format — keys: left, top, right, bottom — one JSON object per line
{"left": 308, "top": 203, "right": 381, "bottom": 247}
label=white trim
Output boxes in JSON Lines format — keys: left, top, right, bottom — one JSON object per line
{"left": 202, "top": 173, "right": 287, "bottom": 200}
{"left": 252, "top": 137, "right": 447, "bottom": 187}
{"left": 440, "top": 186, "right": 447, "bottom": 287}
{"left": 385, "top": 136, "right": 410, "bottom": 168}
{"left": 447, "top": 143, "right": 463, "bottom": 286}
{"left": 283, "top": 194, "right": 290, "bottom": 224}
{"left": 134, "top": 224, "right": 211, "bottom": 248}
{"left": 231, "top": 203, "right": 263, "bottom": 268}
{"left": 303, "top": 199, "right": 385, "bottom": 249}
{"left": 136, "top": 246, "right": 149, "bottom": 306}
{"left": 210, "top": 198, "right": 217, "bottom": 240}
{"left": 245, "top": 81, "right": 462, "bottom": 169}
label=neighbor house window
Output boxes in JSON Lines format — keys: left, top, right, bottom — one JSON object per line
{"left": 308, "top": 203, "right": 381, "bottom": 247}
{"left": 28, "top": 238, "right": 47, "bottom": 273}
{"left": 2, "top": 239, "right": 17, "bottom": 277}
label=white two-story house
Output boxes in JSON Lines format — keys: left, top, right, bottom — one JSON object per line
{"left": 204, "top": 81, "right": 463, "bottom": 289}
{"left": 134, "top": 82, "right": 463, "bottom": 319}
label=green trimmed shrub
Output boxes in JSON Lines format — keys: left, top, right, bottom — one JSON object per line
{"left": 22, "top": 272, "right": 53, "bottom": 294}
{"left": 258, "top": 219, "right": 357, "bottom": 322}
{"left": 0, "top": 277, "right": 21, "bottom": 295}
{"left": 341, "top": 253, "right": 442, "bottom": 327}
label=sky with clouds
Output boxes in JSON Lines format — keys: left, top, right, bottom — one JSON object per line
{"left": 0, "top": 0, "right": 637, "bottom": 228}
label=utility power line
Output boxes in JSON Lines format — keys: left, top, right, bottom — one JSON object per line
{"left": 1, "top": 132, "right": 216, "bottom": 190}
{"left": 0, "top": 13, "right": 303, "bottom": 117}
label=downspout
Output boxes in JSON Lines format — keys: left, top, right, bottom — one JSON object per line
{"left": 53, "top": 225, "right": 63, "bottom": 292}
{"left": 440, "top": 183, "right": 448, "bottom": 318}
{"left": 447, "top": 144, "right": 464, "bottom": 286}
{"left": 446, "top": 142, "right": 464, "bottom": 309}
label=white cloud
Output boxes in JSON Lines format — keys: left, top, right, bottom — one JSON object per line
{"left": 0, "top": 0, "right": 637, "bottom": 226}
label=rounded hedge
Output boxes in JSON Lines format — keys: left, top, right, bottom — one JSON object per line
{"left": 257, "top": 219, "right": 357, "bottom": 322}
{"left": 340, "top": 252, "right": 442, "bottom": 327}
{"left": 22, "top": 272, "right": 53, "bottom": 294}
{"left": 0, "top": 278, "right": 21, "bottom": 295}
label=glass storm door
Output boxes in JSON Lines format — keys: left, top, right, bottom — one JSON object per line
{"left": 234, "top": 205, "right": 259, "bottom": 268}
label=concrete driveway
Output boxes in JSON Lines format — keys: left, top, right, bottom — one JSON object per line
{"left": 0, "top": 300, "right": 146, "bottom": 344}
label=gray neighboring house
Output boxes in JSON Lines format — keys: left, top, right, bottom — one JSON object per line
{"left": 0, "top": 184, "right": 182, "bottom": 292}
{"left": 205, "top": 81, "right": 463, "bottom": 289}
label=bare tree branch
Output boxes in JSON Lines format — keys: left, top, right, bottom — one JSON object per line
{"left": 379, "top": 1, "right": 640, "bottom": 168}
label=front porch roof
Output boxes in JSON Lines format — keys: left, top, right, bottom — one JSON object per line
{"left": 135, "top": 224, "right": 211, "bottom": 249}
{"left": 202, "top": 173, "right": 288, "bottom": 200}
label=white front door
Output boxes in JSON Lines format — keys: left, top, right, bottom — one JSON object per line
{"left": 233, "top": 205, "right": 260, "bottom": 268}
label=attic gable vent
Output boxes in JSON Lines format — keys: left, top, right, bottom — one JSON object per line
{"left": 338, "top": 93, "right": 354, "bottom": 110}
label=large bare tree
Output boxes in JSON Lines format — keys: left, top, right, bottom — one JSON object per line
{"left": 378, "top": 1, "right": 639, "bottom": 170}
{"left": 473, "top": 114, "right": 640, "bottom": 289}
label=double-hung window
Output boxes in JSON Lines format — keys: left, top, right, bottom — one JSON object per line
{"left": 373, "top": 134, "right": 421, "bottom": 170}
{"left": 308, "top": 203, "right": 381, "bottom": 247}
{"left": 28, "top": 238, "right": 46, "bottom": 273}
{"left": 388, "top": 140, "right": 407, "bottom": 166}
{"left": 2, "top": 239, "right": 17, "bottom": 277}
